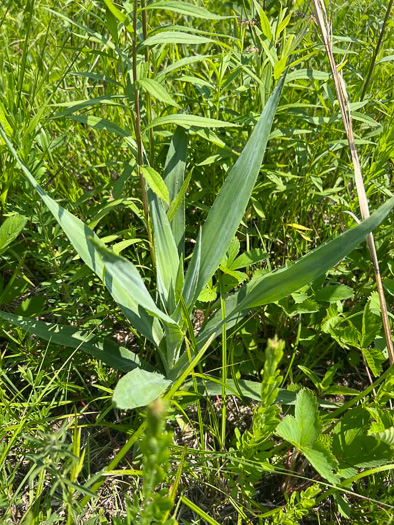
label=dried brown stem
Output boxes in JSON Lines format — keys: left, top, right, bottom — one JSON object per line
{"left": 312, "top": 0, "right": 394, "bottom": 366}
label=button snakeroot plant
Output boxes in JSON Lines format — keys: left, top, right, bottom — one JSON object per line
{"left": 0, "top": 73, "right": 393, "bottom": 411}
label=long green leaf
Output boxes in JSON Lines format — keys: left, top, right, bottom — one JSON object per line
{"left": 150, "top": 196, "right": 180, "bottom": 311}
{"left": 164, "top": 127, "right": 188, "bottom": 257}
{"left": 145, "top": 114, "right": 237, "bottom": 131}
{"left": 89, "top": 239, "right": 179, "bottom": 328}
{"left": 0, "top": 124, "right": 163, "bottom": 345}
{"left": 143, "top": 31, "right": 212, "bottom": 47}
{"left": 197, "top": 197, "right": 394, "bottom": 346}
{"left": 138, "top": 78, "right": 179, "bottom": 108}
{"left": 141, "top": 165, "right": 170, "bottom": 204}
{"left": 235, "top": 197, "right": 394, "bottom": 312}
{"left": 143, "top": 1, "right": 232, "bottom": 20}
{"left": 183, "top": 74, "right": 286, "bottom": 307}
{"left": 0, "top": 311, "right": 145, "bottom": 373}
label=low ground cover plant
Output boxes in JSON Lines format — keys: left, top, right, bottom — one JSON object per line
{"left": 1, "top": 0, "right": 394, "bottom": 523}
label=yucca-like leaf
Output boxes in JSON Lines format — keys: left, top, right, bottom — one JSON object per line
{"left": 197, "top": 197, "right": 394, "bottom": 346}
{"left": 0, "top": 124, "right": 164, "bottom": 346}
{"left": 164, "top": 127, "right": 188, "bottom": 258}
{"left": 182, "top": 74, "right": 286, "bottom": 308}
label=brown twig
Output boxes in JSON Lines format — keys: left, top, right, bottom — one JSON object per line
{"left": 312, "top": 0, "right": 394, "bottom": 366}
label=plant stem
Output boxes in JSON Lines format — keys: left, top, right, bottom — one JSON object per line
{"left": 141, "top": 0, "right": 155, "bottom": 166}
{"left": 312, "top": 0, "right": 394, "bottom": 366}
{"left": 132, "top": 0, "right": 155, "bottom": 263}
{"left": 360, "top": 0, "right": 394, "bottom": 101}
{"left": 220, "top": 275, "right": 227, "bottom": 449}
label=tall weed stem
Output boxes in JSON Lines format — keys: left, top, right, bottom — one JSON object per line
{"left": 360, "top": 0, "right": 394, "bottom": 101}
{"left": 312, "top": 0, "right": 394, "bottom": 366}
{"left": 132, "top": 0, "right": 155, "bottom": 263}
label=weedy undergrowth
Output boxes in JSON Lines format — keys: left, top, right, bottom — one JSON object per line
{"left": 1, "top": 0, "right": 394, "bottom": 522}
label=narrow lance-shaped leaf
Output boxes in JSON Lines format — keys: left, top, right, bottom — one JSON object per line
{"left": 0, "top": 124, "right": 163, "bottom": 346}
{"left": 235, "top": 197, "right": 394, "bottom": 312}
{"left": 196, "top": 197, "right": 394, "bottom": 346}
{"left": 0, "top": 310, "right": 146, "bottom": 373}
{"left": 150, "top": 196, "right": 180, "bottom": 312}
{"left": 164, "top": 127, "right": 188, "bottom": 258}
{"left": 183, "top": 74, "right": 286, "bottom": 307}
{"left": 138, "top": 78, "right": 179, "bottom": 108}
{"left": 142, "top": 1, "right": 233, "bottom": 20}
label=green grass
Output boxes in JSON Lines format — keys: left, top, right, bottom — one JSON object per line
{"left": 1, "top": 0, "right": 394, "bottom": 523}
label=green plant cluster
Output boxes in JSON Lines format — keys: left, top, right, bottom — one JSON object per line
{"left": 1, "top": 0, "right": 394, "bottom": 523}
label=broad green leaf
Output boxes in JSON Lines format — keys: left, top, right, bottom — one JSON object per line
{"left": 143, "top": 1, "right": 231, "bottom": 20}
{"left": 302, "top": 442, "right": 339, "bottom": 485}
{"left": 372, "top": 428, "right": 394, "bottom": 447}
{"left": 138, "top": 78, "right": 179, "bottom": 108}
{"left": 164, "top": 127, "right": 188, "bottom": 257}
{"left": 0, "top": 214, "right": 27, "bottom": 255}
{"left": 141, "top": 166, "right": 170, "bottom": 204}
{"left": 315, "top": 285, "right": 354, "bottom": 302}
{"left": 0, "top": 311, "right": 144, "bottom": 373}
{"left": 143, "top": 31, "right": 212, "bottom": 47}
{"left": 182, "top": 74, "right": 285, "bottom": 307}
{"left": 277, "top": 389, "right": 321, "bottom": 447}
{"left": 113, "top": 368, "right": 172, "bottom": 410}
{"left": 277, "top": 389, "right": 339, "bottom": 484}
{"left": 0, "top": 124, "right": 163, "bottom": 345}
{"left": 145, "top": 114, "right": 237, "bottom": 131}
{"left": 333, "top": 408, "right": 393, "bottom": 477}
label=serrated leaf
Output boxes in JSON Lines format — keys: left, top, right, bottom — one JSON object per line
{"left": 372, "top": 427, "right": 394, "bottom": 447}
{"left": 277, "top": 389, "right": 321, "bottom": 447}
{"left": 277, "top": 389, "right": 339, "bottom": 484}
{"left": 333, "top": 408, "right": 393, "bottom": 476}
{"left": 302, "top": 442, "right": 339, "bottom": 485}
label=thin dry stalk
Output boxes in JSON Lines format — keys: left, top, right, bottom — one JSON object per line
{"left": 312, "top": 0, "right": 394, "bottom": 366}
